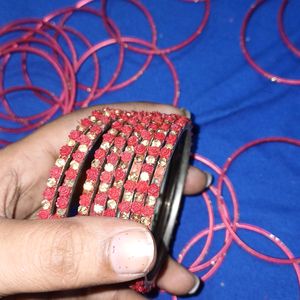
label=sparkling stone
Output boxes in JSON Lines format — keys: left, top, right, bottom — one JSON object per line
{"left": 87, "top": 132, "right": 96, "bottom": 140}
{"left": 108, "top": 128, "right": 118, "bottom": 135}
{"left": 165, "top": 143, "right": 173, "bottom": 149}
{"left": 146, "top": 156, "right": 155, "bottom": 164}
{"left": 78, "top": 206, "right": 88, "bottom": 215}
{"left": 89, "top": 115, "right": 97, "bottom": 122}
{"left": 99, "top": 183, "right": 109, "bottom": 192}
{"left": 114, "top": 180, "right": 123, "bottom": 188}
{"left": 270, "top": 77, "right": 277, "bottom": 82}
{"left": 151, "top": 140, "right": 161, "bottom": 147}
{"left": 131, "top": 214, "right": 141, "bottom": 222}
{"left": 91, "top": 159, "right": 100, "bottom": 168}
{"left": 47, "top": 177, "right": 56, "bottom": 187}
{"left": 94, "top": 204, "right": 104, "bottom": 214}
{"left": 83, "top": 181, "right": 94, "bottom": 192}
{"left": 125, "top": 146, "right": 134, "bottom": 152}
{"left": 170, "top": 130, "right": 177, "bottom": 135}
{"left": 120, "top": 212, "right": 130, "bottom": 219}
{"left": 101, "top": 142, "right": 110, "bottom": 150}
{"left": 66, "top": 180, "right": 75, "bottom": 187}
{"left": 55, "top": 158, "right": 66, "bottom": 167}
{"left": 104, "top": 163, "right": 114, "bottom": 172}
{"left": 111, "top": 146, "right": 118, "bottom": 153}
{"left": 70, "top": 160, "right": 79, "bottom": 170}
{"left": 124, "top": 192, "right": 133, "bottom": 200}
{"left": 96, "top": 120, "right": 103, "bottom": 125}
{"left": 134, "top": 193, "right": 144, "bottom": 202}
{"left": 158, "top": 158, "right": 167, "bottom": 167}
{"left": 57, "top": 208, "right": 66, "bottom": 216}
{"left": 78, "top": 144, "right": 88, "bottom": 152}
{"left": 107, "top": 199, "right": 117, "bottom": 209}
{"left": 67, "top": 139, "right": 76, "bottom": 146}
{"left": 41, "top": 199, "right": 50, "bottom": 210}
{"left": 128, "top": 173, "right": 138, "bottom": 181}
{"left": 153, "top": 178, "right": 160, "bottom": 185}
{"left": 136, "top": 155, "right": 143, "bottom": 162}
{"left": 104, "top": 110, "right": 110, "bottom": 117}
{"left": 133, "top": 132, "right": 140, "bottom": 137}
{"left": 119, "top": 162, "right": 127, "bottom": 169}
{"left": 141, "top": 140, "right": 149, "bottom": 146}
{"left": 77, "top": 125, "right": 85, "bottom": 132}
{"left": 141, "top": 216, "right": 151, "bottom": 226}
{"left": 140, "top": 172, "right": 149, "bottom": 181}
{"left": 147, "top": 196, "right": 156, "bottom": 206}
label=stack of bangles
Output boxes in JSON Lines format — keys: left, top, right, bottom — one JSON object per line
{"left": 37, "top": 107, "right": 192, "bottom": 293}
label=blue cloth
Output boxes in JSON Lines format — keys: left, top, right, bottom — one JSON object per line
{"left": 0, "top": 1, "right": 299, "bottom": 299}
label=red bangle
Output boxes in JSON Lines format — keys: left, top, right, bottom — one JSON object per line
{"left": 37, "top": 107, "right": 192, "bottom": 292}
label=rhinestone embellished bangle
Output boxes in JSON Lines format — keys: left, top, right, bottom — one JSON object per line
{"left": 37, "top": 107, "right": 192, "bottom": 293}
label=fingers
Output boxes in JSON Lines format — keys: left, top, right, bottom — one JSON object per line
{"left": 184, "top": 166, "right": 212, "bottom": 195}
{"left": 0, "top": 217, "right": 156, "bottom": 296}
{"left": 157, "top": 257, "right": 200, "bottom": 296}
{"left": 7, "top": 102, "right": 184, "bottom": 158}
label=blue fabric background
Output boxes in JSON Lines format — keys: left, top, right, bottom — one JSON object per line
{"left": 0, "top": 1, "right": 299, "bottom": 299}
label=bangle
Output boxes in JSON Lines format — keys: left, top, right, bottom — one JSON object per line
{"left": 37, "top": 107, "right": 192, "bottom": 292}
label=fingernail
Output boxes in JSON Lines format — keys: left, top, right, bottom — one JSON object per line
{"left": 109, "top": 229, "right": 155, "bottom": 276}
{"left": 204, "top": 171, "right": 213, "bottom": 188}
{"left": 188, "top": 275, "right": 201, "bottom": 295}
{"left": 179, "top": 107, "right": 191, "bottom": 119}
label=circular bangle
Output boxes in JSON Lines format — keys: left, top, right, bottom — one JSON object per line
{"left": 278, "top": 0, "right": 300, "bottom": 58}
{"left": 240, "top": 0, "right": 300, "bottom": 85}
{"left": 217, "top": 137, "right": 300, "bottom": 264}
{"left": 37, "top": 107, "right": 192, "bottom": 293}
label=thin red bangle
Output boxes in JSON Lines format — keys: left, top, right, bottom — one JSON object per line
{"left": 0, "top": 86, "right": 60, "bottom": 127}
{"left": 100, "top": 0, "right": 156, "bottom": 92}
{"left": 44, "top": 1, "right": 156, "bottom": 98}
{"left": 101, "top": 0, "right": 210, "bottom": 55}
{"left": 0, "top": 18, "right": 77, "bottom": 106}
{"left": 0, "top": 45, "right": 73, "bottom": 132}
{"left": 241, "top": 0, "right": 300, "bottom": 85}
{"left": 278, "top": 0, "right": 300, "bottom": 58}
{"left": 0, "top": 36, "right": 75, "bottom": 113}
{"left": 217, "top": 137, "right": 300, "bottom": 264}
{"left": 172, "top": 222, "right": 300, "bottom": 300}
{"left": 0, "top": 22, "right": 73, "bottom": 116}
{"left": 49, "top": 6, "right": 125, "bottom": 106}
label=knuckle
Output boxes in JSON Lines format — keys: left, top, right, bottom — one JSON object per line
{"left": 39, "top": 220, "right": 84, "bottom": 286}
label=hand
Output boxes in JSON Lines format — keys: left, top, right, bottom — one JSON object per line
{"left": 0, "top": 102, "right": 211, "bottom": 299}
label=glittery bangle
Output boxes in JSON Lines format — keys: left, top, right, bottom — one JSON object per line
{"left": 38, "top": 107, "right": 192, "bottom": 292}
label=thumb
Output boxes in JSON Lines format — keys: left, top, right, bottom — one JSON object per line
{"left": 0, "top": 217, "right": 156, "bottom": 296}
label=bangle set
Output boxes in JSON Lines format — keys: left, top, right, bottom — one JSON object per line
{"left": 38, "top": 107, "right": 192, "bottom": 292}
